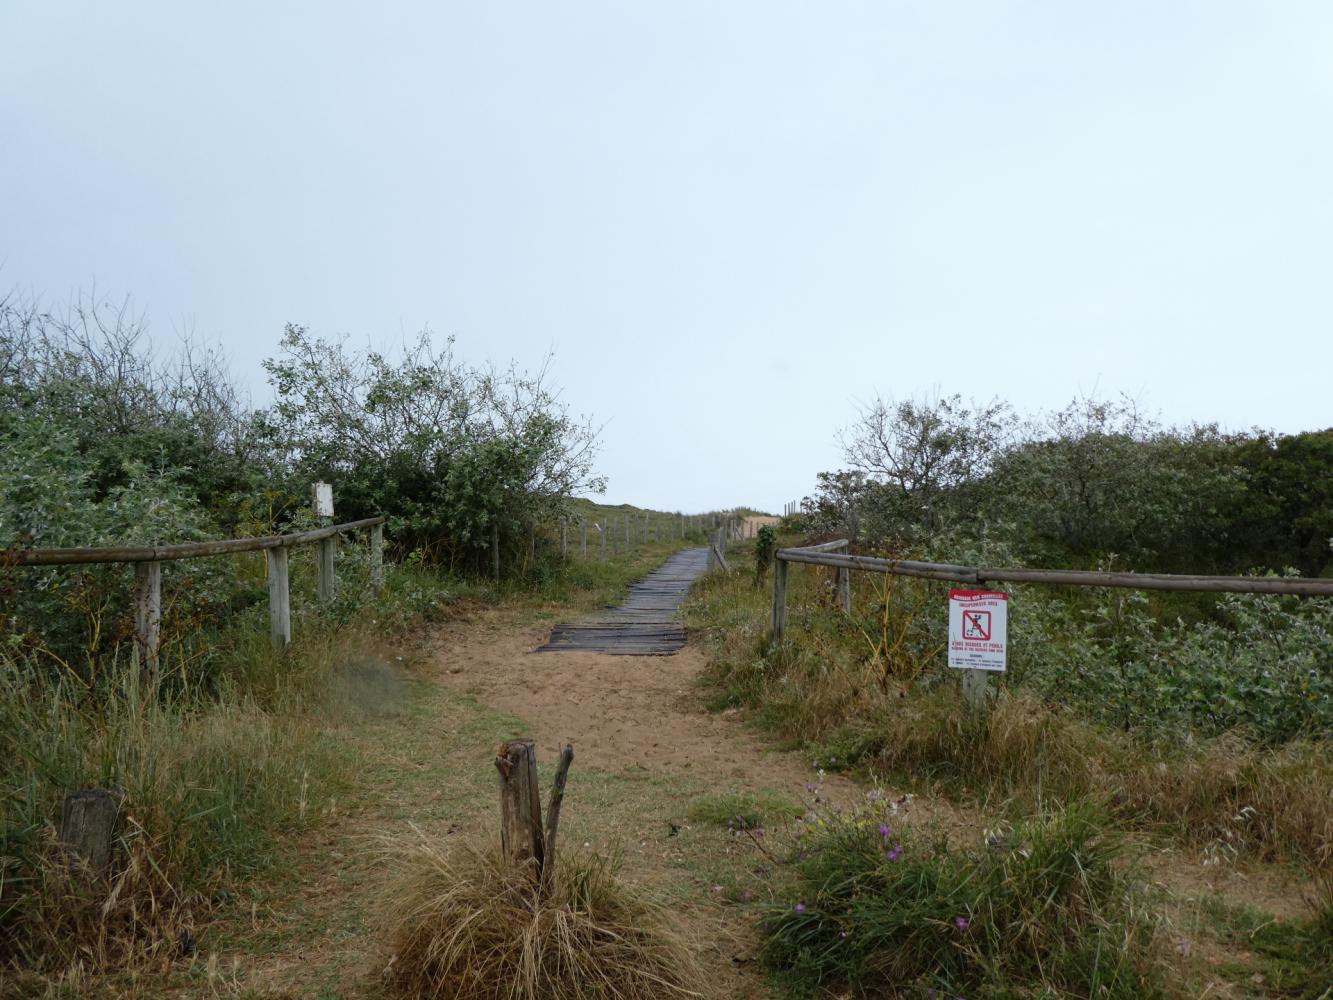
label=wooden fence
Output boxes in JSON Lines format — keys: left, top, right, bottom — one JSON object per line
{"left": 7, "top": 516, "right": 387, "bottom": 677}
{"left": 771, "top": 539, "right": 1333, "bottom": 703}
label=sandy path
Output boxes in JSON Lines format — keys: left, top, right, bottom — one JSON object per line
{"left": 433, "top": 613, "right": 849, "bottom": 797}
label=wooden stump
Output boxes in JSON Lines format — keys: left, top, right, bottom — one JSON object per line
{"left": 495, "top": 739, "right": 544, "bottom": 873}
{"left": 59, "top": 789, "right": 121, "bottom": 874}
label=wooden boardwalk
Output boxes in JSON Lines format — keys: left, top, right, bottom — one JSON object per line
{"left": 536, "top": 547, "right": 711, "bottom": 655}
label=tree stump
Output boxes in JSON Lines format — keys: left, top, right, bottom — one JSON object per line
{"left": 495, "top": 739, "right": 545, "bottom": 874}
{"left": 59, "top": 789, "right": 122, "bottom": 874}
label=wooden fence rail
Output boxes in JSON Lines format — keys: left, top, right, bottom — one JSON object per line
{"left": 6, "top": 516, "right": 387, "bottom": 676}
{"left": 771, "top": 539, "right": 1333, "bottom": 702}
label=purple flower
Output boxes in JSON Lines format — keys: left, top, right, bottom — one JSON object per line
{"left": 954, "top": 916, "right": 970, "bottom": 931}
{"left": 793, "top": 902, "right": 806, "bottom": 914}
{"left": 804, "top": 783, "right": 815, "bottom": 792}
{"left": 886, "top": 844, "right": 902, "bottom": 862}
{"left": 878, "top": 823, "right": 892, "bottom": 838}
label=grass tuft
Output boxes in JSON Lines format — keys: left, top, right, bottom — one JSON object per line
{"left": 687, "top": 791, "right": 803, "bottom": 830}
{"left": 382, "top": 834, "right": 703, "bottom": 1000}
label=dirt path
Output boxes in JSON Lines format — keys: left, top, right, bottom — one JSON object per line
{"left": 190, "top": 575, "right": 1314, "bottom": 999}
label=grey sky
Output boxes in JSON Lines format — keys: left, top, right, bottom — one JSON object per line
{"left": 3, "top": 2, "right": 1331, "bottom": 513}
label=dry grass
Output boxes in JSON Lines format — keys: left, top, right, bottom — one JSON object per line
{"left": 381, "top": 835, "right": 703, "bottom": 1000}
{"left": 688, "top": 563, "right": 1333, "bottom": 868}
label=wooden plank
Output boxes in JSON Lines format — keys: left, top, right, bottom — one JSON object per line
{"left": 775, "top": 545, "right": 1333, "bottom": 596}
{"left": 10, "top": 516, "right": 386, "bottom": 566}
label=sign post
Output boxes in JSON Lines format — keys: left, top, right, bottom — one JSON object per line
{"left": 947, "top": 589, "right": 1008, "bottom": 707}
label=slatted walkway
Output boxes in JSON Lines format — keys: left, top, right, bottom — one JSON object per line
{"left": 536, "top": 547, "right": 711, "bottom": 655}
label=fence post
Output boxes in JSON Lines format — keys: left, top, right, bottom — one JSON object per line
{"left": 770, "top": 557, "right": 788, "bottom": 645}
{"left": 369, "top": 523, "right": 384, "bottom": 594}
{"left": 133, "top": 561, "right": 161, "bottom": 687}
{"left": 267, "top": 545, "right": 291, "bottom": 651}
{"left": 836, "top": 566, "right": 851, "bottom": 612}
{"left": 317, "top": 536, "right": 337, "bottom": 603}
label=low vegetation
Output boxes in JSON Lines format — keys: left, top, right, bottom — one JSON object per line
{"left": 382, "top": 838, "right": 702, "bottom": 1000}
{"left": 763, "top": 805, "right": 1176, "bottom": 998}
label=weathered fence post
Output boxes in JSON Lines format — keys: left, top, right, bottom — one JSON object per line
{"left": 266, "top": 545, "right": 291, "bottom": 651}
{"left": 369, "top": 523, "right": 384, "bottom": 594}
{"left": 770, "top": 556, "right": 788, "bottom": 645}
{"left": 495, "top": 739, "right": 544, "bottom": 874}
{"left": 491, "top": 523, "right": 501, "bottom": 580}
{"left": 133, "top": 560, "right": 161, "bottom": 687}
{"left": 59, "top": 789, "right": 122, "bottom": 874}
{"left": 836, "top": 566, "right": 851, "bottom": 613}
{"left": 317, "top": 536, "right": 337, "bottom": 603}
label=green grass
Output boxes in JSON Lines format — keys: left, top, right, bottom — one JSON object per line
{"left": 687, "top": 791, "right": 804, "bottom": 830}
{"left": 761, "top": 803, "right": 1178, "bottom": 999}
{"left": 684, "top": 544, "right": 1333, "bottom": 870}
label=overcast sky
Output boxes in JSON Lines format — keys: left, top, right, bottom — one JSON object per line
{"left": 3, "top": 2, "right": 1331, "bottom": 512}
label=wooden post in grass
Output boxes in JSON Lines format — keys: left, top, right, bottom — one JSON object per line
{"left": 60, "top": 788, "right": 121, "bottom": 874}
{"left": 961, "top": 669, "right": 989, "bottom": 708}
{"left": 317, "top": 536, "right": 336, "bottom": 603}
{"left": 370, "top": 523, "right": 384, "bottom": 594}
{"left": 770, "top": 557, "right": 788, "bottom": 645}
{"left": 542, "top": 744, "right": 574, "bottom": 895}
{"left": 133, "top": 560, "right": 161, "bottom": 688}
{"left": 313, "top": 481, "right": 336, "bottom": 603}
{"left": 267, "top": 546, "right": 291, "bottom": 651}
{"left": 495, "top": 739, "right": 544, "bottom": 873}
{"left": 491, "top": 523, "right": 501, "bottom": 580}
{"left": 836, "top": 566, "right": 851, "bottom": 612}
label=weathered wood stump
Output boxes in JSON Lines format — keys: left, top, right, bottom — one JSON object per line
{"left": 59, "top": 788, "right": 122, "bottom": 874}
{"left": 494, "top": 740, "right": 575, "bottom": 894}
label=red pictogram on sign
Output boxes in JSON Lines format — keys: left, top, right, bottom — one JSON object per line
{"left": 962, "top": 610, "right": 991, "bottom": 641}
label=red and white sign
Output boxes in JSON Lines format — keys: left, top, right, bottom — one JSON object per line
{"left": 948, "top": 589, "right": 1008, "bottom": 672}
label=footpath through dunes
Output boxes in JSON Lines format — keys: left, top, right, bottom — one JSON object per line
{"left": 536, "top": 546, "right": 711, "bottom": 654}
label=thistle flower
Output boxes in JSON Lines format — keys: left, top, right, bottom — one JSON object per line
{"left": 954, "top": 916, "right": 970, "bottom": 931}
{"left": 793, "top": 902, "right": 806, "bottom": 914}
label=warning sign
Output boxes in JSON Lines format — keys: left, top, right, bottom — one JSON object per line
{"left": 948, "top": 589, "right": 1008, "bottom": 672}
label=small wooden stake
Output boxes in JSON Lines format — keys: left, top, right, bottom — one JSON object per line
{"left": 770, "top": 558, "right": 788, "bottom": 645}
{"left": 496, "top": 739, "right": 545, "bottom": 875}
{"left": 542, "top": 744, "right": 575, "bottom": 894}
